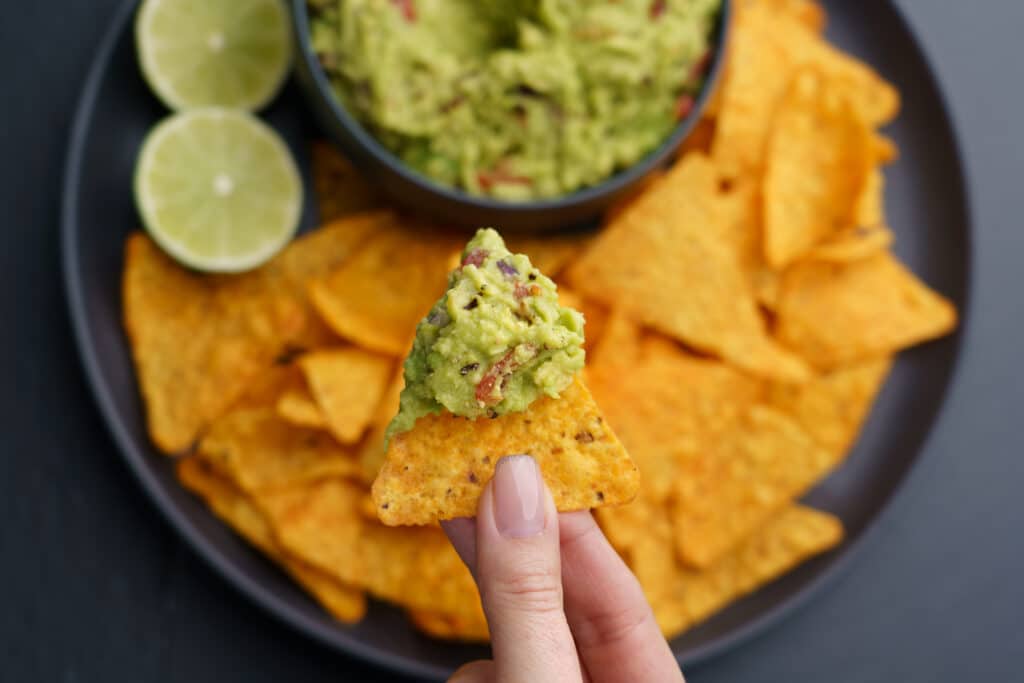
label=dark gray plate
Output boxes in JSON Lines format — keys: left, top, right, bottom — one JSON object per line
{"left": 61, "top": 1, "right": 970, "bottom": 680}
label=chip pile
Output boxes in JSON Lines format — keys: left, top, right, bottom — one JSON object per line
{"left": 122, "top": 0, "right": 957, "bottom": 643}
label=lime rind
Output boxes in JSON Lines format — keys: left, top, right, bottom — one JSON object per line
{"left": 134, "top": 108, "right": 302, "bottom": 273}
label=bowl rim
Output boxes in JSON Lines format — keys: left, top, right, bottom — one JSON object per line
{"left": 289, "top": 0, "right": 733, "bottom": 211}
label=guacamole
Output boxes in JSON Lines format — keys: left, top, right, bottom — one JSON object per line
{"left": 386, "top": 228, "right": 585, "bottom": 442}
{"left": 309, "top": 0, "right": 721, "bottom": 200}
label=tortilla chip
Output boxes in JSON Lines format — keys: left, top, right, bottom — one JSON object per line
{"left": 276, "top": 388, "right": 327, "bottom": 429}
{"left": 260, "top": 211, "right": 395, "bottom": 351}
{"left": 276, "top": 212, "right": 390, "bottom": 286}
{"left": 371, "top": 376, "right": 638, "bottom": 525}
{"left": 567, "top": 153, "right": 809, "bottom": 383}
{"left": 709, "top": 180, "right": 786, "bottom": 313}
{"left": 855, "top": 166, "right": 886, "bottom": 229}
{"left": 589, "top": 334, "right": 762, "bottom": 503}
{"left": 407, "top": 609, "right": 490, "bottom": 642}
{"left": 811, "top": 41, "right": 901, "bottom": 127}
{"left": 776, "top": 252, "right": 958, "bottom": 368}
{"left": 764, "top": 0, "right": 827, "bottom": 33}
{"left": 713, "top": 179, "right": 782, "bottom": 306}
{"left": 177, "top": 458, "right": 366, "bottom": 622}
{"left": 123, "top": 212, "right": 386, "bottom": 452}
{"left": 228, "top": 362, "right": 306, "bottom": 409}
{"left": 258, "top": 478, "right": 484, "bottom": 621}
{"left": 587, "top": 310, "right": 645, "bottom": 372}
{"left": 596, "top": 493, "right": 661, "bottom": 555}
{"left": 358, "top": 365, "right": 406, "bottom": 483}
{"left": 673, "top": 405, "right": 841, "bottom": 568}
{"left": 578, "top": 297, "right": 609, "bottom": 354}
{"left": 677, "top": 117, "right": 717, "bottom": 158}
{"left": 714, "top": 179, "right": 761, "bottom": 266}
{"left": 123, "top": 235, "right": 299, "bottom": 453}
{"left": 178, "top": 457, "right": 277, "bottom": 551}
{"left": 604, "top": 170, "right": 666, "bottom": 224}
{"left": 357, "top": 492, "right": 380, "bottom": 521}
{"left": 299, "top": 348, "right": 394, "bottom": 444}
{"left": 633, "top": 504, "right": 842, "bottom": 637}
{"left": 754, "top": 270, "right": 782, "bottom": 312}
{"left": 310, "top": 141, "right": 383, "bottom": 223}
{"left": 763, "top": 68, "right": 873, "bottom": 267}
{"left": 713, "top": 4, "right": 898, "bottom": 177}
{"left": 872, "top": 134, "right": 898, "bottom": 165}
{"left": 768, "top": 356, "right": 892, "bottom": 454}
{"left": 198, "top": 407, "right": 361, "bottom": 494}
{"left": 712, "top": 4, "right": 801, "bottom": 177}
{"left": 309, "top": 218, "right": 461, "bottom": 355}
{"left": 806, "top": 224, "right": 893, "bottom": 263}
{"left": 505, "top": 233, "right": 592, "bottom": 279}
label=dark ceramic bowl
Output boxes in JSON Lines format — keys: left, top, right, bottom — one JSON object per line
{"left": 288, "top": 0, "right": 732, "bottom": 231}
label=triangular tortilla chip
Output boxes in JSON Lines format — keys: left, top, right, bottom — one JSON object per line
{"left": 672, "top": 405, "right": 841, "bottom": 568}
{"left": 633, "top": 503, "right": 843, "bottom": 638}
{"left": 713, "top": 2, "right": 898, "bottom": 178}
{"left": 768, "top": 356, "right": 893, "bottom": 455}
{"left": 806, "top": 224, "right": 893, "bottom": 263}
{"left": 763, "top": 68, "right": 873, "bottom": 267}
{"left": 567, "top": 153, "right": 809, "bottom": 382}
{"left": 123, "top": 234, "right": 297, "bottom": 453}
{"left": 123, "top": 214, "right": 383, "bottom": 452}
{"left": 712, "top": 178, "right": 785, "bottom": 312}
{"left": 276, "top": 388, "right": 327, "bottom": 429}
{"left": 855, "top": 166, "right": 887, "bottom": 228}
{"left": 309, "top": 218, "right": 461, "bottom": 355}
{"left": 299, "top": 347, "right": 394, "bottom": 444}
{"left": 256, "top": 478, "right": 484, "bottom": 623}
{"left": 198, "top": 406, "right": 361, "bottom": 494}
{"left": 776, "top": 252, "right": 958, "bottom": 368}
{"left": 760, "top": 0, "right": 827, "bottom": 33}
{"left": 177, "top": 458, "right": 366, "bottom": 622}
{"left": 371, "top": 376, "right": 639, "bottom": 525}
{"left": 589, "top": 331, "right": 763, "bottom": 504}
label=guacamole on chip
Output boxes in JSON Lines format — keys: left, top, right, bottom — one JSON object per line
{"left": 386, "top": 228, "right": 585, "bottom": 442}
{"left": 309, "top": 0, "right": 721, "bottom": 200}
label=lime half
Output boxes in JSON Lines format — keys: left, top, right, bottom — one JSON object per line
{"left": 136, "top": 0, "right": 291, "bottom": 111}
{"left": 134, "top": 108, "right": 302, "bottom": 272}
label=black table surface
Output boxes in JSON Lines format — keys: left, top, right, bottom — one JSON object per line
{"left": 3, "top": 1, "right": 1022, "bottom": 681}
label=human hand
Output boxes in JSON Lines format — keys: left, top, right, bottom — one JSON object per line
{"left": 441, "top": 454, "right": 685, "bottom": 683}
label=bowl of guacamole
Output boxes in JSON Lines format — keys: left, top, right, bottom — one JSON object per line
{"left": 291, "top": 0, "right": 730, "bottom": 229}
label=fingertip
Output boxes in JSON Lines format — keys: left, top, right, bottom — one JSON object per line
{"left": 472, "top": 456, "right": 581, "bottom": 681}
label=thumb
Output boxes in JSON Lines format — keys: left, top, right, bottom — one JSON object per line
{"left": 474, "top": 455, "right": 582, "bottom": 683}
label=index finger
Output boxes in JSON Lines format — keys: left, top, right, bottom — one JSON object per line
{"left": 558, "top": 511, "right": 685, "bottom": 683}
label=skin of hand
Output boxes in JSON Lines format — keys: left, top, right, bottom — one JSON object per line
{"left": 441, "top": 454, "right": 685, "bottom": 683}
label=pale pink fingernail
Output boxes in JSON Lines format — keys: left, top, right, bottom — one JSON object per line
{"left": 492, "top": 455, "right": 545, "bottom": 538}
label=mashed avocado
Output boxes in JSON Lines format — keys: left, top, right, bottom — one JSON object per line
{"left": 386, "top": 228, "right": 585, "bottom": 442}
{"left": 309, "top": 0, "right": 721, "bottom": 200}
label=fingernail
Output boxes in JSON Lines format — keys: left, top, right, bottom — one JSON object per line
{"left": 492, "top": 455, "right": 545, "bottom": 538}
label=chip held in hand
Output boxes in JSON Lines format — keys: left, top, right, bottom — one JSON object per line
{"left": 371, "top": 229, "right": 638, "bottom": 525}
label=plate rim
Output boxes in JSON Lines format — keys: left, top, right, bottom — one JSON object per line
{"left": 60, "top": 0, "right": 973, "bottom": 679}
